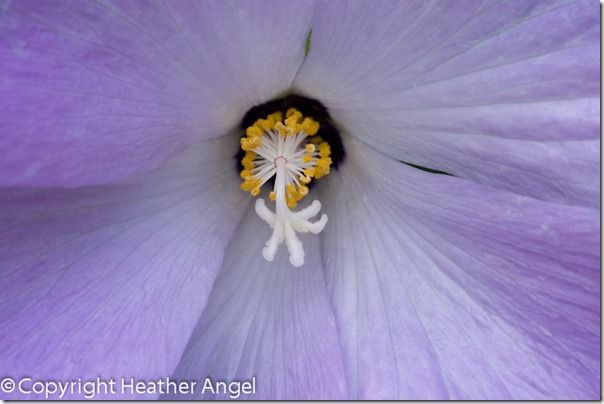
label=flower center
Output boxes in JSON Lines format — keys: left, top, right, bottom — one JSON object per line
{"left": 239, "top": 107, "right": 334, "bottom": 267}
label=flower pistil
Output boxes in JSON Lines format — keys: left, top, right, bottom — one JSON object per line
{"left": 239, "top": 108, "right": 333, "bottom": 267}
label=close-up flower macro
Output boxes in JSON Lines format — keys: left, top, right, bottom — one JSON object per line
{"left": 0, "top": 0, "right": 600, "bottom": 400}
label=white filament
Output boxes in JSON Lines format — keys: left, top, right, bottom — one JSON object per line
{"left": 253, "top": 138, "right": 327, "bottom": 267}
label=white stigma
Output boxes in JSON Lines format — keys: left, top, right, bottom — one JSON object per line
{"left": 252, "top": 131, "right": 327, "bottom": 267}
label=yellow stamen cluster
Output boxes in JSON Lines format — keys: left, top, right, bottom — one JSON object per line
{"left": 239, "top": 108, "right": 333, "bottom": 206}
{"left": 314, "top": 141, "right": 332, "bottom": 179}
{"left": 240, "top": 112, "right": 283, "bottom": 151}
{"left": 275, "top": 108, "right": 320, "bottom": 136}
{"left": 239, "top": 150, "right": 260, "bottom": 195}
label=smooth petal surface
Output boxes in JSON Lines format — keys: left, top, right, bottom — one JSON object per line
{"left": 1, "top": 0, "right": 312, "bottom": 187}
{"left": 316, "top": 137, "right": 599, "bottom": 399}
{"left": 296, "top": 0, "right": 599, "bottom": 206}
{"left": 166, "top": 203, "right": 347, "bottom": 400}
{"left": 0, "top": 137, "right": 247, "bottom": 399}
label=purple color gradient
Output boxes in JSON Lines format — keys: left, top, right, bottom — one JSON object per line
{"left": 0, "top": 0, "right": 599, "bottom": 400}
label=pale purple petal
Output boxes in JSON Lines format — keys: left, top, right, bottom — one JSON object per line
{"left": 0, "top": 137, "right": 247, "bottom": 399}
{"left": 1, "top": 0, "right": 312, "bottom": 187}
{"left": 316, "top": 137, "right": 599, "bottom": 399}
{"left": 165, "top": 205, "right": 347, "bottom": 400}
{"left": 296, "top": 0, "right": 599, "bottom": 206}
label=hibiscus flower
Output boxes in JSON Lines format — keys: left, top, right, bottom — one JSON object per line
{"left": 0, "top": 0, "right": 599, "bottom": 400}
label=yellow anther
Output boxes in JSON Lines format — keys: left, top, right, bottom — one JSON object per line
{"left": 267, "top": 112, "right": 283, "bottom": 125}
{"left": 286, "top": 108, "right": 302, "bottom": 118}
{"left": 299, "top": 174, "right": 312, "bottom": 184}
{"left": 255, "top": 118, "right": 274, "bottom": 132}
{"left": 285, "top": 117, "right": 300, "bottom": 132}
{"left": 242, "top": 152, "right": 256, "bottom": 168}
{"left": 303, "top": 154, "right": 313, "bottom": 163}
{"left": 314, "top": 157, "right": 332, "bottom": 179}
{"left": 285, "top": 115, "right": 299, "bottom": 125}
{"left": 275, "top": 121, "right": 294, "bottom": 137}
{"left": 240, "top": 181, "right": 254, "bottom": 191}
{"left": 247, "top": 174, "right": 260, "bottom": 183}
{"left": 240, "top": 169, "right": 251, "bottom": 179}
{"left": 250, "top": 136, "right": 262, "bottom": 148}
{"left": 246, "top": 126, "right": 262, "bottom": 138}
{"left": 251, "top": 186, "right": 261, "bottom": 196}
{"left": 274, "top": 121, "right": 286, "bottom": 135}
{"left": 318, "top": 157, "right": 332, "bottom": 169}
{"left": 305, "top": 143, "right": 316, "bottom": 153}
{"left": 240, "top": 138, "right": 251, "bottom": 151}
{"left": 269, "top": 191, "right": 276, "bottom": 201}
{"left": 298, "top": 185, "right": 309, "bottom": 196}
{"left": 300, "top": 117, "right": 319, "bottom": 136}
{"left": 285, "top": 190, "right": 300, "bottom": 208}
{"left": 303, "top": 167, "right": 316, "bottom": 177}
{"left": 315, "top": 170, "right": 328, "bottom": 179}
{"left": 319, "top": 142, "right": 331, "bottom": 157}
{"left": 241, "top": 174, "right": 262, "bottom": 193}
{"left": 284, "top": 109, "right": 304, "bottom": 132}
